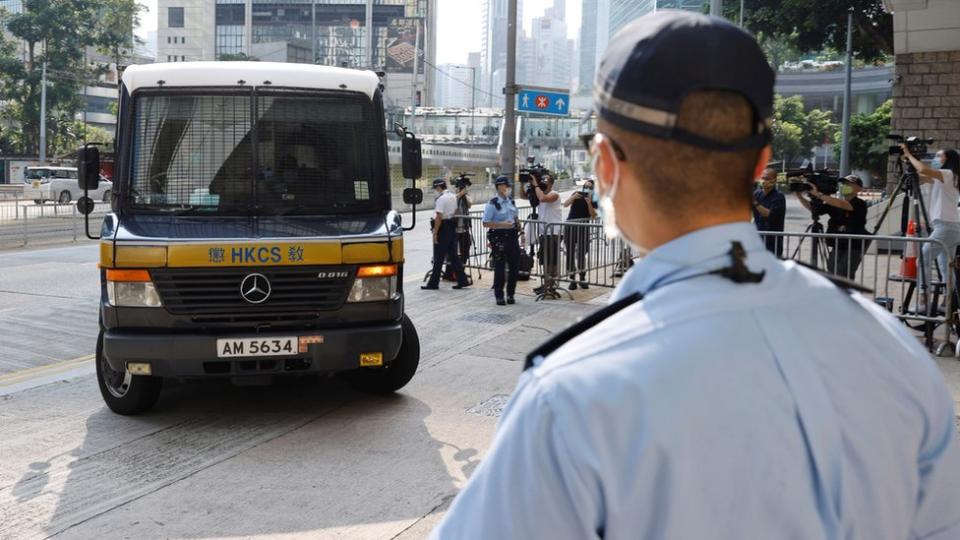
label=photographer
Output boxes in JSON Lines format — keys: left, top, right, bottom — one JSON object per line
{"left": 528, "top": 173, "right": 561, "bottom": 293}
{"left": 562, "top": 178, "right": 598, "bottom": 289}
{"left": 901, "top": 145, "right": 960, "bottom": 282}
{"left": 482, "top": 176, "right": 524, "bottom": 305}
{"left": 752, "top": 168, "right": 785, "bottom": 257}
{"left": 794, "top": 175, "right": 868, "bottom": 278}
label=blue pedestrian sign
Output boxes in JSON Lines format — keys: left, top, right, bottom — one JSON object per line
{"left": 516, "top": 87, "right": 570, "bottom": 117}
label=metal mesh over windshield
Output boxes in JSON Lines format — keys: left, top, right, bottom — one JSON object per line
{"left": 131, "top": 93, "right": 253, "bottom": 211}
{"left": 254, "top": 92, "right": 375, "bottom": 213}
{"left": 128, "top": 89, "right": 378, "bottom": 215}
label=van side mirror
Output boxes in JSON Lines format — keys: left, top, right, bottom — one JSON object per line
{"left": 401, "top": 135, "right": 422, "bottom": 180}
{"left": 78, "top": 145, "right": 101, "bottom": 190}
{"left": 403, "top": 188, "right": 423, "bottom": 205}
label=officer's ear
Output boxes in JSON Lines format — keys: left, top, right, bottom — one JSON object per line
{"left": 753, "top": 146, "right": 773, "bottom": 184}
{"left": 594, "top": 136, "right": 619, "bottom": 193}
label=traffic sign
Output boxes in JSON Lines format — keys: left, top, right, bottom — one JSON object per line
{"left": 516, "top": 87, "right": 570, "bottom": 117}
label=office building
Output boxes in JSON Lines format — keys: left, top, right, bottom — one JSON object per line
{"left": 609, "top": 0, "right": 702, "bottom": 38}
{"left": 530, "top": 11, "right": 573, "bottom": 91}
{"left": 0, "top": 1, "right": 22, "bottom": 15}
{"left": 481, "top": 0, "right": 524, "bottom": 107}
{"left": 435, "top": 64, "right": 477, "bottom": 109}
{"left": 157, "top": 0, "right": 437, "bottom": 108}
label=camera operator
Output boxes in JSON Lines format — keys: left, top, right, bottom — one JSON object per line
{"left": 752, "top": 168, "right": 785, "bottom": 257}
{"left": 483, "top": 176, "right": 524, "bottom": 305}
{"left": 794, "top": 175, "right": 868, "bottom": 278}
{"left": 901, "top": 145, "right": 960, "bottom": 282}
{"left": 529, "top": 173, "right": 562, "bottom": 293}
{"left": 422, "top": 177, "right": 470, "bottom": 291}
{"left": 563, "top": 178, "right": 598, "bottom": 289}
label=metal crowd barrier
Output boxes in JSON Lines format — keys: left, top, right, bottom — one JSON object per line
{"left": 759, "top": 230, "right": 955, "bottom": 354}
{"left": 0, "top": 198, "right": 110, "bottom": 248}
{"left": 460, "top": 213, "right": 635, "bottom": 291}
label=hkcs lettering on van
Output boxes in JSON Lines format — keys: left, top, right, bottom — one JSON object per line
{"left": 230, "top": 246, "right": 283, "bottom": 264}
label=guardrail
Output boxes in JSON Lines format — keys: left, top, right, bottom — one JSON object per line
{"left": 760, "top": 230, "right": 955, "bottom": 354}
{"left": 0, "top": 198, "right": 109, "bottom": 248}
{"left": 460, "top": 214, "right": 635, "bottom": 295}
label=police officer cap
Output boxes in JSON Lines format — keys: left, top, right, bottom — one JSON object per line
{"left": 494, "top": 175, "right": 511, "bottom": 187}
{"left": 593, "top": 11, "right": 774, "bottom": 152}
{"left": 432, "top": 177, "right": 447, "bottom": 188}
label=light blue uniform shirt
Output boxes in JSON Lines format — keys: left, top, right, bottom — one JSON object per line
{"left": 432, "top": 222, "right": 960, "bottom": 540}
{"left": 482, "top": 195, "right": 519, "bottom": 225}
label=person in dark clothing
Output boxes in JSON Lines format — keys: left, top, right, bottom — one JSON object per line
{"left": 422, "top": 178, "right": 470, "bottom": 290}
{"left": 752, "top": 168, "right": 786, "bottom": 257}
{"left": 795, "top": 175, "right": 868, "bottom": 279}
{"left": 483, "top": 176, "right": 523, "bottom": 305}
{"left": 563, "top": 179, "right": 598, "bottom": 289}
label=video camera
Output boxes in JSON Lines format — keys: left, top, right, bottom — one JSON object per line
{"left": 786, "top": 160, "right": 839, "bottom": 196}
{"left": 519, "top": 164, "right": 550, "bottom": 208}
{"left": 453, "top": 173, "right": 473, "bottom": 190}
{"left": 888, "top": 134, "right": 934, "bottom": 158}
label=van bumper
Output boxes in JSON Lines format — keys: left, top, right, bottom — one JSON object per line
{"left": 102, "top": 324, "right": 404, "bottom": 378}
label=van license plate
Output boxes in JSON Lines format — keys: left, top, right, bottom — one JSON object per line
{"left": 217, "top": 337, "right": 297, "bottom": 358}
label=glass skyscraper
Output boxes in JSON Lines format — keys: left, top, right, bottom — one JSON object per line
{"left": 0, "top": 1, "right": 23, "bottom": 15}
{"left": 609, "top": 0, "right": 703, "bottom": 38}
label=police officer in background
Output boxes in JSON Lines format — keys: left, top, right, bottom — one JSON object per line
{"left": 432, "top": 11, "right": 960, "bottom": 540}
{"left": 422, "top": 177, "right": 470, "bottom": 290}
{"left": 483, "top": 176, "right": 523, "bottom": 305}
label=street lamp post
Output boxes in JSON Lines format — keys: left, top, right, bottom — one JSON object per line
{"left": 839, "top": 7, "right": 854, "bottom": 177}
{"left": 503, "top": 0, "right": 518, "bottom": 180}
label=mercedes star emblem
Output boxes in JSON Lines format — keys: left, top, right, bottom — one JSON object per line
{"left": 240, "top": 273, "right": 271, "bottom": 304}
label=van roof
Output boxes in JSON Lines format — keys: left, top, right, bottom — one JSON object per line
{"left": 26, "top": 166, "right": 76, "bottom": 171}
{"left": 121, "top": 62, "right": 381, "bottom": 99}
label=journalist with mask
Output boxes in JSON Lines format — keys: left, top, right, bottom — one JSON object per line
{"left": 795, "top": 174, "right": 868, "bottom": 279}
{"left": 752, "top": 168, "right": 785, "bottom": 256}
{"left": 562, "top": 179, "right": 598, "bottom": 289}
{"left": 901, "top": 145, "right": 960, "bottom": 284}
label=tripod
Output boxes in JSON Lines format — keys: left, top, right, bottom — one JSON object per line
{"left": 791, "top": 210, "right": 831, "bottom": 269}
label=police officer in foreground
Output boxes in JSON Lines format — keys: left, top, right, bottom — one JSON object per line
{"left": 422, "top": 177, "right": 470, "bottom": 290}
{"left": 432, "top": 11, "right": 960, "bottom": 539}
{"left": 483, "top": 176, "right": 524, "bottom": 305}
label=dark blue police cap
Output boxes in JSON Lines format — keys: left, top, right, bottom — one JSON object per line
{"left": 494, "top": 175, "right": 511, "bottom": 186}
{"left": 432, "top": 177, "right": 447, "bottom": 188}
{"left": 594, "top": 10, "right": 774, "bottom": 152}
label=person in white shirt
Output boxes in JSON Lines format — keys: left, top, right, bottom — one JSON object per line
{"left": 527, "top": 173, "right": 562, "bottom": 293}
{"left": 422, "top": 177, "right": 470, "bottom": 290}
{"left": 901, "top": 146, "right": 960, "bottom": 284}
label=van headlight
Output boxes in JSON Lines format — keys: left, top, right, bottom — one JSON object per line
{"left": 347, "top": 265, "right": 398, "bottom": 303}
{"left": 105, "top": 269, "right": 163, "bottom": 307}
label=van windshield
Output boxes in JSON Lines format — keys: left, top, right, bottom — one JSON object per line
{"left": 128, "top": 89, "right": 383, "bottom": 216}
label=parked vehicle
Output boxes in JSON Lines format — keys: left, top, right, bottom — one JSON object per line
{"left": 22, "top": 166, "right": 113, "bottom": 204}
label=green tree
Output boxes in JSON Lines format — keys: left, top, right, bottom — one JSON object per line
{"left": 833, "top": 99, "right": 892, "bottom": 178}
{"left": 771, "top": 95, "right": 836, "bottom": 166}
{"left": 94, "top": 0, "right": 145, "bottom": 70}
{"left": 735, "top": 0, "right": 892, "bottom": 64}
{"left": 756, "top": 31, "right": 801, "bottom": 70}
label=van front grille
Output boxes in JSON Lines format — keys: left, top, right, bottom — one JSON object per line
{"left": 151, "top": 266, "right": 354, "bottom": 315}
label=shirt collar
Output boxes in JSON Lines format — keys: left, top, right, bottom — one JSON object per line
{"left": 611, "top": 222, "right": 767, "bottom": 302}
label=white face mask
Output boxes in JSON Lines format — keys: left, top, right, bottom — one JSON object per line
{"left": 593, "top": 139, "right": 650, "bottom": 257}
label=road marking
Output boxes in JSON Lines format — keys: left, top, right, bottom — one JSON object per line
{"left": 0, "top": 353, "right": 94, "bottom": 388}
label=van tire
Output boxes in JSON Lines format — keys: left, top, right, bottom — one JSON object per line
{"left": 343, "top": 315, "right": 420, "bottom": 394}
{"left": 58, "top": 191, "right": 72, "bottom": 204}
{"left": 96, "top": 330, "right": 163, "bottom": 415}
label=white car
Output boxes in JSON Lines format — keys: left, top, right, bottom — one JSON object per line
{"left": 22, "top": 166, "right": 113, "bottom": 204}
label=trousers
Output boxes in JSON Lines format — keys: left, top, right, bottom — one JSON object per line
{"left": 491, "top": 229, "right": 520, "bottom": 299}
{"left": 428, "top": 221, "right": 468, "bottom": 287}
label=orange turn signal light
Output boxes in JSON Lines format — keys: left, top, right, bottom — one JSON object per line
{"left": 106, "top": 269, "right": 152, "bottom": 282}
{"left": 357, "top": 264, "right": 398, "bottom": 278}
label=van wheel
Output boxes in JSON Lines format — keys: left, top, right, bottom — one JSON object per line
{"left": 58, "top": 191, "right": 72, "bottom": 204}
{"left": 102, "top": 189, "right": 112, "bottom": 202}
{"left": 343, "top": 315, "right": 420, "bottom": 394}
{"left": 95, "top": 330, "right": 163, "bottom": 415}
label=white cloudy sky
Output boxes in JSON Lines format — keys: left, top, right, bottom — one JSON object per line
{"left": 136, "top": 0, "right": 582, "bottom": 64}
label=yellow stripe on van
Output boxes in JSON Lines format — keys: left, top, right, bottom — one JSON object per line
{"left": 342, "top": 242, "right": 390, "bottom": 264}
{"left": 391, "top": 238, "right": 404, "bottom": 263}
{"left": 99, "top": 243, "right": 114, "bottom": 268}
{"left": 166, "top": 242, "right": 342, "bottom": 267}
{"left": 115, "top": 246, "right": 168, "bottom": 268}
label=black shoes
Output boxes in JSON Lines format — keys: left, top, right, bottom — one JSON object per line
{"left": 507, "top": 297, "right": 515, "bottom": 305}
{"left": 421, "top": 284, "right": 439, "bottom": 290}
{"left": 581, "top": 282, "right": 589, "bottom": 290}
{"left": 453, "top": 283, "right": 470, "bottom": 289}
{"left": 569, "top": 282, "right": 578, "bottom": 290}
{"left": 496, "top": 298, "right": 506, "bottom": 306}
